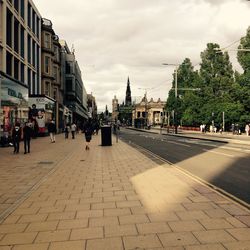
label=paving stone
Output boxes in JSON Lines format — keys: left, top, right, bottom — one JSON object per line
{"left": 188, "top": 196, "right": 211, "bottom": 203}
{"left": 176, "top": 211, "right": 209, "bottom": 220}
{"left": 103, "top": 196, "right": 126, "bottom": 202}
{"left": 18, "top": 214, "right": 48, "bottom": 223}
{"left": 204, "top": 209, "right": 231, "bottom": 218}
{"left": 26, "top": 221, "right": 58, "bottom": 232}
{"left": 0, "top": 246, "right": 12, "bottom": 250}
{"left": 193, "top": 229, "right": 236, "bottom": 244}
{"left": 35, "top": 230, "right": 70, "bottom": 243}
{"left": 168, "top": 220, "right": 205, "bottom": 232}
{"left": 148, "top": 212, "right": 180, "bottom": 222}
{"left": 86, "top": 237, "right": 123, "bottom": 250}
{"left": 2, "top": 215, "right": 20, "bottom": 224}
{"left": 226, "top": 217, "right": 248, "bottom": 228}
{"left": 185, "top": 244, "right": 226, "bottom": 250}
{"left": 222, "top": 241, "right": 250, "bottom": 250}
{"left": 104, "top": 224, "right": 137, "bottom": 237}
{"left": 64, "top": 203, "right": 90, "bottom": 212}
{"left": 199, "top": 218, "right": 234, "bottom": 230}
{"left": 91, "top": 202, "right": 116, "bottom": 210}
{"left": 46, "top": 211, "right": 76, "bottom": 221}
{"left": 123, "top": 234, "right": 162, "bottom": 249}
{"left": 12, "top": 207, "right": 40, "bottom": 215}
{"left": 0, "top": 232, "right": 37, "bottom": 245}
{"left": 104, "top": 208, "right": 131, "bottom": 216}
{"left": 70, "top": 227, "right": 103, "bottom": 240}
{"left": 80, "top": 197, "right": 103, "bottom": 204}
{"left": 137, "top": 222, "right": 171, "bottom": 234}
{"left": 226, "top": 228, "right": 250, "bottom": 241}
{"left": 12, "top": 243, "right": 49, "bottom": 250}
{"left": 92, "top": 192, "right": 113, "bottom": 198}
{"left": 158, "top": 232, "right": 199, "bottom": 247}
{"left": 219, "top": 204, "right": 249, "bottom": 216}
{"left": 49, "top": 240, "right": 85, "bottom": 250}
{"left": 182, "top": 202, "right": 216, "bottom": 211}
{"left": 235, "top": 215, "right": 250, "bottom": 227}
{"left": 38, "top": 206, "right": 66, "bottom": 214}
{"left": 119, "top": 214, "right": 149, "bottom": 225}
{"left": 116, "top": 200, "right": 142, "bottom": 208}
{"left": 57, "top": 219, "right": 88, "bottom": 230}
{"left": 76, "top": 209, "right": 103, "bottom": 219}
{"left": 89, "top": 216, "right": 119, "bottom": 227}
{"left": 0, "top": 224, "right": 27, "bottom": 234}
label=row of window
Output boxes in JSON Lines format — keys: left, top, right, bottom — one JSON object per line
{"left": 7, "top": 0, "right": 40, "bottom": 39}
{"left": 6, "top": 50, "right": 39, "bottom": 95}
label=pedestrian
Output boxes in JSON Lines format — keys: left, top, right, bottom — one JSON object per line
{"left": 23, "top": 121, "right": 33, "bottom": 154}
{"left": 48, "top": 119, "right": 56, "bottom": 143}
{"left": 83, "top": 118, "right": 94, "bottom": 150}
{"left": 245, "top": 123, "right": 249, "bottom": 136}
{"left": 71, "top": 122, "right": 77, "bottom": 139}
{"left": 12, "top": 122, "right": 21, "bottom": 154}
{"left": 64, "top": 123, "right": 70, "bottom": 139}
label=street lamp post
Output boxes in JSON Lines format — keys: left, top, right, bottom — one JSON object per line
{"left": 162, "top": 63, "right": 179, "bottom": 134}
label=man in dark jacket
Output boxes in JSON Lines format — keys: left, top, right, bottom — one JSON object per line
{"left": 23, "top": 122, "right": 33, "bottom": 154}
{"left": 48, "top": 120, "right": 56, "bottom": 143}
{"left": 12, "top": 122, "right": 21, "bottom": 154}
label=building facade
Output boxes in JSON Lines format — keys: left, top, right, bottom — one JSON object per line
{"left": 0, "top": 0, "right": 41, "bottom": 137}
{"left": 60, "top": 40, "right": 88, "bottom": 125}
{"left": 132, "top": 96, "right": 166, "bottom": 128}
{"left": 112, "top": 95, "right": 119, "bottom": 121}
{"left": 87, "top": 93, "right": 97, "bottom": 119}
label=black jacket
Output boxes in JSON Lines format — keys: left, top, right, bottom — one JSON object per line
{"left": 23, "top": 125, "right": 33, "bottom": 139}
{"left": 48, "top": 122, "right": 56, "bottom": 133}
{"left": 12, "top": 127, "right": 21, "bottom": 141}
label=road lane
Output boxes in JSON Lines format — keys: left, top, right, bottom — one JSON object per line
{"left": 119, "top": 128, "right": 250, "bottom": 204}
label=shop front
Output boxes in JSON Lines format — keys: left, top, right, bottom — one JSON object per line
{"left": 0, "top": 75, "right": 29, "bottom": 144}
{"left": 28, "top": 95, "right": 56, "bottom": 136}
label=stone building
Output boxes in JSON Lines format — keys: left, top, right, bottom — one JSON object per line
{"left": 112, "top": 95, "right": 119, "bottom": 121}
{"left": 0, "top": 0, "right": 41, "bottom": 137}
{"left": 60, "top": 40, "right": 88, "bottom": 125}
{"left": 132, "top": 96, "right": 166, "bottom": 128}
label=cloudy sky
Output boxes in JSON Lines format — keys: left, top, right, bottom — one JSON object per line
{"left": 35, "top": 0, "right": 250, "bottom": 112}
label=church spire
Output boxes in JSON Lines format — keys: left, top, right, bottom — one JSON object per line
{"left": 125, "top": 77, "right": 132, "bottom": 106}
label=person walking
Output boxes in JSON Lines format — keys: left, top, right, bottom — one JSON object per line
{"left": 83, "top": 118, "right": 93, "bottom": 150}
{"left": 245, "top": 123, "right": 250, "bottom": 136}
{"left": 71, "top": 122, "right": 77, "bottom": 139}
{"left": 23, "top": 122, "right": 33, "bottom": 154}
{"left": 64, "top": 123, "right": 70, "bottom": 139}
{"left": 48, "top": 119, "right": 56, "bottom": 143}
{"left": 12, "top": 122, "right": 21, "bottom": 154}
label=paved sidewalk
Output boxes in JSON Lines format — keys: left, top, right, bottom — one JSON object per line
{"left": 129, "top": 127, "right": 250, "bottom": 146}
{"left": 0, "top": 135, "right": 249, "bottom": 249}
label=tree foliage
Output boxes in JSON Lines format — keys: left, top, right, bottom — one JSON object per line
{"left": 165, "top": 27, "right": 250, "bottom": 130}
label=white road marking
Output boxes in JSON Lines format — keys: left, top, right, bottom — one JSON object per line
{"left": 167, "top": 141, "right": 191, "bottom": 147}
{"left": 203, "top": 149, "right": 234, "bottom": 158}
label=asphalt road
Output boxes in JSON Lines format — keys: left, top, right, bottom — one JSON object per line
{"left": 118, "top": 128, "right": 250, "bottom": 204}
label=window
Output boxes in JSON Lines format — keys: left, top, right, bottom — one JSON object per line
{"left": 44, "top": 56, "right": 50, "bottom": 73}
{"left": 20, "top": 63, "right": 25, "bottom": 83}
{"left": 36, "top": 17, "right": 40, "bottom": 39}
{"left": 27, "top": 3, "right": 31, "bottom": 28}
{"left": 32, "top": 41, "right": 36, "bottom": 66}
{"left": 65, "top": 62, "right": 71, "bottom": 74}
{"left": 137, "top": 111, "right": 141, "bottom": 118}
{"left": 32, "top": 10, "right": 36, "bottom": 34}
{"left": 53, "top": 88, "right": 57, "bottom": 100}
{"left": 6, "top": 8, "right": 12, "bottom": 47}
{"left": 44, "top": 33, "right": 50, "bottom": 48}
{"left": 14, "top": 58, "right": 19, "bottom": 80}
{"left": 20, "top": 0, "right": 24, "bottom": 19}
{"left": 66, "top": 79, "right": 72, "bottom": 91}
{"left": 53, "top": 66, "right": 57, "bottom": 81}
{"left": 14, "top": 18, "right": 19, "bottom": 53}
{"left": 27, "top": 35, "right": 31, "bottom": 63}
{"left": 6, "top": 52, "right": 12, "bottom": 76}
{"left": 45, "top": 81, "right": 50, "bottom": 96}
{"left": 33, "top": 72, "right": 36, "bottom": 95}
{"left": 28, "top": 68, "right": 31, "bottom": 94}
{"left": 20, "top": 26, "right": 25, "bottom": 58}
{"left": 14, "top": 0, "right": 19, "bottom": 12}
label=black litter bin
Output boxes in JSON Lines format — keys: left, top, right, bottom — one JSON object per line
{"left": 101, "top": 126, "right": 112, "bottom": 146}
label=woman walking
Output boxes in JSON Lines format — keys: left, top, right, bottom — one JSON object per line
{"left": 83, "top": 119, "right": 93, "bottom": 150}
{"left": 12, "top": 122, "right": 21, "bottom": 154}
